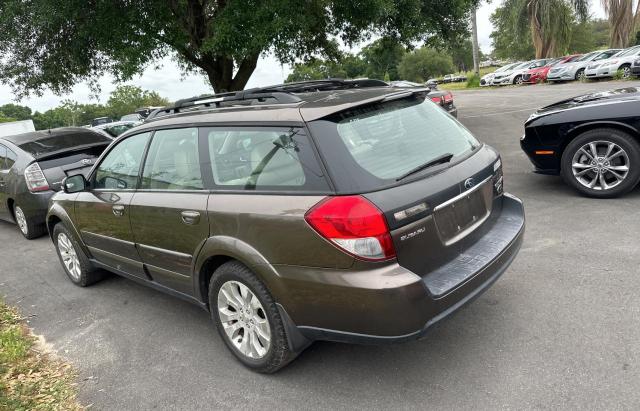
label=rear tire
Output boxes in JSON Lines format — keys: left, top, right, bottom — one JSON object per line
{"left": 13, "top": 204, "right": 46, "bottom": 240}
{"left": 561, "top": 128, "right": 640, "bottom": 198}
{"left": 208, "top": 261, "right": 298, "bottom": 373}
{"left": 53, "top": 223, "right": 107, "bottom": 286}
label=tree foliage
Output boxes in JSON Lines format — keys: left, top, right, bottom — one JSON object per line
{"left": 0, "top": 86, "right": 170, "bottom": 130}
{"left": 491, "top": 0, "right": 589, "bottom": 59}
{"left": 601, "top": 0, "right": 638, "bottom": 48}
{"left": 0, "top": 0, "right": 479, "bottom": 96}
{"left": 398, "top": 48, "right": 455, "bottom": 82}
{"left": 360, "top": 38, "right": 406, "bottom": 81}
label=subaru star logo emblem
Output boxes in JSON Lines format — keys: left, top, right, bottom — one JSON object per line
{"left": 464, "top": 178, "right": 476, "bottom": 190}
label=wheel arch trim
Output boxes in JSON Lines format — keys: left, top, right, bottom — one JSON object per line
{"left": 192, "top": 236, "right": 281, "bottom": 306}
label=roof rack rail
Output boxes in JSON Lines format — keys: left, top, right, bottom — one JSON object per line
{"left": 146, "top": 78, "right": 390, "bottom": 121}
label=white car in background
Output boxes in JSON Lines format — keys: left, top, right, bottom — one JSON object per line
{"left": 584, "top": 46, "right": 640, "bottom": 79}
{"left": 547, "top": 51, "right": 604, "bottom": 82}
{"left": 480, "top": 62, "right": 521, "bottom": 86}
{"left": 492, "top": 60, "right": 551, "bottom": 86}
{"left": 583, "top": 49, "right": 624, "bottom": 79}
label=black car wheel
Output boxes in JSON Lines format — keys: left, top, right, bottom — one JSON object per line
{"left": 575, "top": 69, "right": 585, "bottom": 81}
{"left": 620, "top": 65, "right": 631, "bottom": 79}
{"left": 514, "top": 75, "right": 523, "bottom": 85}
{"left": 209, "top": 261, "right": 298, "bottom": 373}
{"left": 53, "top": 223, "right": 106, "bottom": 286}
{"left": 13, "top": 204, "right": 46, "bottom": 240}
{"left": 561, "top": 128, "right": 640, "bottom": 198}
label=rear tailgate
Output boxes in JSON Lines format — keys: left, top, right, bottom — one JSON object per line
{"left": 363, "top": 146, "right": 502, "bottom": 285}
{"left": 37, "top": 145, "right": 107, "bottom": 191}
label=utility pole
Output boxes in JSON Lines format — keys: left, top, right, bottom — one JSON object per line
{"left": 471, "top": 5, "right": 480, "bottom": 76}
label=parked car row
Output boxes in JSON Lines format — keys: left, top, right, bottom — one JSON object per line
{"left": 481, "top": 46, "right": 640, "bottom": 87}
{"left": 0, "top": 79, "right": 525, "bottom": 373}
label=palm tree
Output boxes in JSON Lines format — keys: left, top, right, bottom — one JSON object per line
{"left": 508, "top": 0, "right": 590, "bottom": 58}
{"left": 601, "top": 0, "right": 635, "bottom": 48}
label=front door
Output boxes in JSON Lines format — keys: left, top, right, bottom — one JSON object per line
{"left": 130, "top": 128, "right": 209, "bottom": 295}
{"left": 75, "top": 132, "right": 151, "bottom": 279}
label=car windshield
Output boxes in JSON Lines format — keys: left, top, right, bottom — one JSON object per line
{"left": 617, "top": 47, "right": 640, "bottom": 57}
{"left": 575, "top": 52, "right": 598, "bottom": 62}
{"left": 324, "top": 96, "right": 479, "bottom": 182}
{"left": 18, "top": 132, "right": 111, "bottom": 157}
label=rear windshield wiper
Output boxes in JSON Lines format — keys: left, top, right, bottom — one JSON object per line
{"left": 396, "top": 153, "right": 454, "bottom": 182}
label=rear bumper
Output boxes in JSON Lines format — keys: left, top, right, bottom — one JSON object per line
{"left": 274, "top": 194, "right": 525, "bottom": 346}
{"left": 14, "top": 191, "right": 55, "bottom": 225}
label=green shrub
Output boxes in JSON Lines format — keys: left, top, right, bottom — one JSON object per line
{"left": 466, "top": 74, "right": 480, "bottom": 88}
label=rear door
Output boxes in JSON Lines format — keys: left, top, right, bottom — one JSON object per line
{"left": 129, "top": 128, "right": 209, "bottom": 295}
{"left": 0, "top": 144, "right": 9, "bottom": 219}
{"left": 74, "top": 132, "right": 151, "bottom": 278}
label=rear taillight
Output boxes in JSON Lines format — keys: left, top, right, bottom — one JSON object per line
{"left": 24, "top": 162, "right": 50, "bottom": 192}
{"left": 430, "top": 96, "right": 443, "bottom": 104}
{"left": 305, "top": 196, "right": 396, "bottom": 261}
{"left": 443, "top": 92, "right": 453, "bottom": 104}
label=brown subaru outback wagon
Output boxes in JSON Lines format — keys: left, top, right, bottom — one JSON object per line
{"left": 47, "top": 80, "right": 525, "bottom": 373}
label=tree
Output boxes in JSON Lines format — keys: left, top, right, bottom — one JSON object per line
{"left": 286, "top": 59, "right": 348, "bottom": 82}
{"left": 0, "top": 0, "right": 480, "bottom": 97}
{"left": 398, "top": 48, "right": 455, "bottom": 82}
{"left": 447, "top": 40, "right": 478, "bottom": 72}
{"left": 490, "top": 4, "right": 536, "bottom": 60}
{"left": 360, "top": 38, "right": 406, "bottom": 81}
{"left": 471, "top": 7, "right": 480, "bottom": 75}
{"left": 601, "top": 0, "right": 636, "bottom": 48}
{"left": 0, "top": 104, "right": 32, "bottom": 121}
{"left": 107, "top": 85, "right": 169, "bottom": 119}
{"left": 507, "top": 0, "right": 589, "bottom": 58}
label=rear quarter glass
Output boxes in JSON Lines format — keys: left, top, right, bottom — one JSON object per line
{"left": 307, "top": 95, "right": 480, "bottom": 193}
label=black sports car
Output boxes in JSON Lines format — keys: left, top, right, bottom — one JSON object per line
{"left": 0, "top": 128, "right": 111, "bottom": 238}
{"left": 521, "top": 87, "right": 640, "bottom": 198}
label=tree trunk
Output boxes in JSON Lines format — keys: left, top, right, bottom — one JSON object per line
{"left": 203, "top": 54, "right": 260, "bottom": 93}
{"left": 471, "top": 7, "right": 480, "bottom": 75}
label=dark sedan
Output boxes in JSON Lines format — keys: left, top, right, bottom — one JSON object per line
{"left": 0, "top": 128, "right": 112, "bottom": 238}
{"left": 521, "top": 87, "right": 640, "bottom": 198}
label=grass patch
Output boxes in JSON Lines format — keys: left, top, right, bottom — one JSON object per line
{"left": 0, "top": 300, "right": 82, "bottom": 410}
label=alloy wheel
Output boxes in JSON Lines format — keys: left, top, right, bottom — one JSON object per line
{"left": 57, "top": 233, "right": 81, "bottom": 281}
{"left": 622, "top": 66, "right": 631, "bottom": 79}
{"left": 217, "top": 280, "right": 271, "bottom": 359}
{"left": 571, "top": 140, "right": 630, "bottom": 191}
{"left": 14, "top": 206, "right": 28, "bottom": 235}
{"left": 515, "top": 76, "right": 523, "bottom": 85}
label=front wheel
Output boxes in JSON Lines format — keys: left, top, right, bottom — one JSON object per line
{"left": 514, "top": 75, "right": 523, "bottom": 85}
{"left": 561, "top": 128, "right": 640, "bottom": 198}
{"left": 53, "top": 223, "right": 107, "bottom": 286}
{"left": 209, "top": 261, "right": 299, "bottom": 373}
{"left": 575, "top": 69, "right": 585, "bottom": 81}
{"left": 620, "top": 65, "right": 631, "bottom": 79}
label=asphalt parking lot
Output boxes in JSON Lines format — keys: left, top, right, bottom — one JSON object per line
{"left": 2, "top": 80, "right": 640, "bottom": 410}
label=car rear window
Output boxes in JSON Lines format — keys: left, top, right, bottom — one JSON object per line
{"left": 19, "top": 132, "right": 111, "bottom": 157}
{"left": 308, "top": 95, "right": 480, "bottom": 192}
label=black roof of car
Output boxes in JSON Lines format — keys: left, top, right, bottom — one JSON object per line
{"left": 134, "top": 79, "right": 429, "bottom": 131}
{"left": 1, "top": 127, "right": 107, "bottom": 145}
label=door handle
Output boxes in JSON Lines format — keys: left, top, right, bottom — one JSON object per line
{"left": 112, "top": 204, "right": 125, "bottom": 216}
{"left": 181, "top": 210, "right": 200, "bottom": 225}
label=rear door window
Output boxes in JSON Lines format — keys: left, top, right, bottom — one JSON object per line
{"left": 203, "top": 127, "right": 329, "bottom": 192}
{"left": 141, "top": 128, "right": 203, "bottom": 190}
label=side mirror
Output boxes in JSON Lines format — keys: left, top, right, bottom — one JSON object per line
{"left": 62, "top": 174, "right": 87, "bottom": 194}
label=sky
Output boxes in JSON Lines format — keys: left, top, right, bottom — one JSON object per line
{"left": 0, "top": 0, "right": 607, "bottom": 113}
